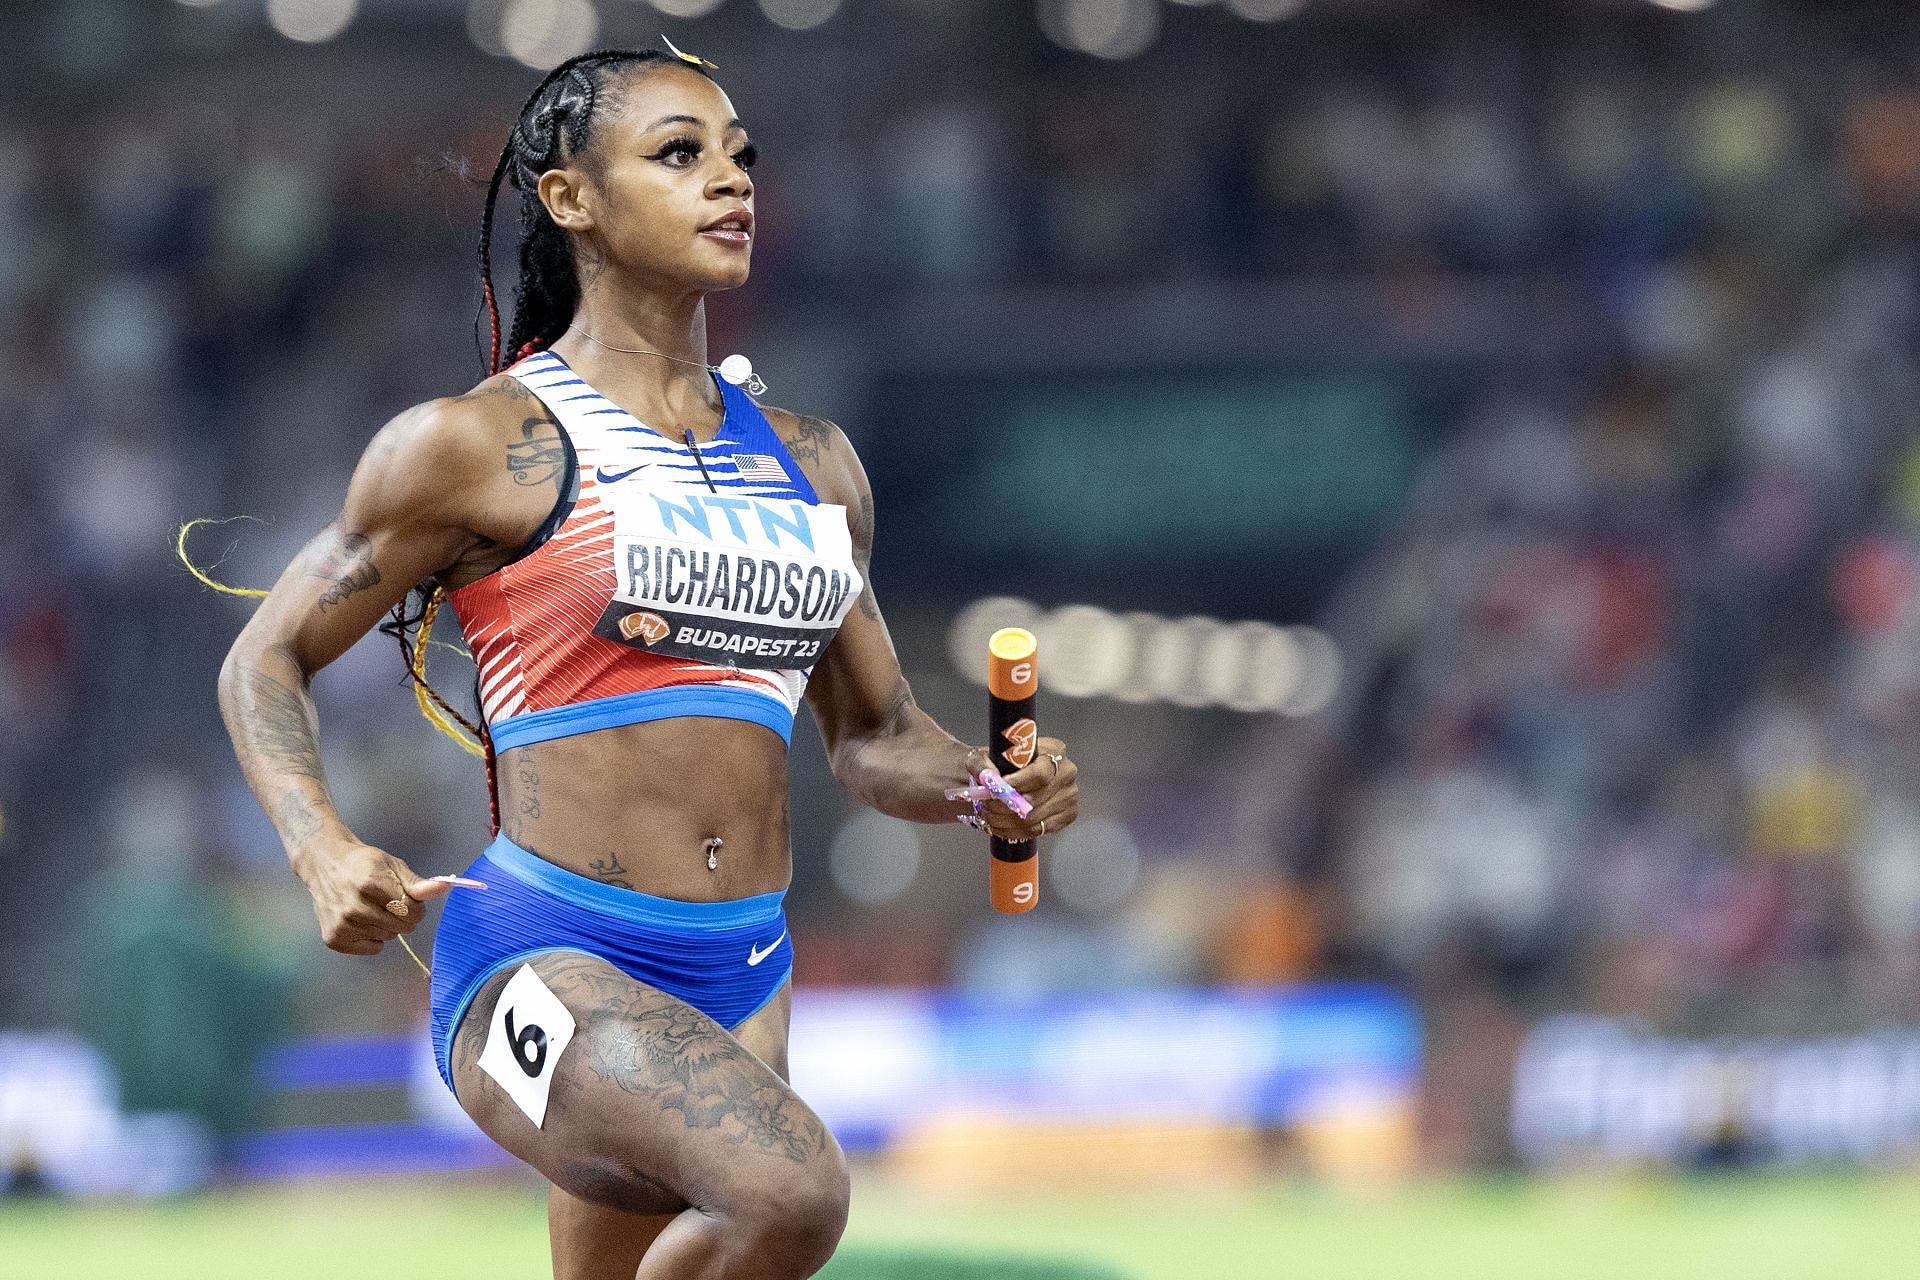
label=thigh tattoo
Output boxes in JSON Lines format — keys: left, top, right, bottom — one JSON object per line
{"left": 471, "top": 955, "right": 830, "bottom": 1167}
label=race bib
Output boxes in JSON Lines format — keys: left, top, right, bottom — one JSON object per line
{"left": 478, "top": 964, "right": 576, "bottom": 1128}
{"left": 593, "top": 488, "right": 863, "bottom": 669}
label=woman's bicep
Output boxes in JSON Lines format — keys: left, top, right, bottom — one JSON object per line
{"left": 234, "top": 401, "right": 487, "bottom": 678}
{"left": 237, "top": 519, "right": 457, "bottom": 677}
{"left": 805, "top": 441, "right": 919, "bottom": 751}
{"left": 806, "top": 588, "right": 914, "bottom": 754}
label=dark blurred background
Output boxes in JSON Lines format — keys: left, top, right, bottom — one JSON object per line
{"left": 5, "top": 0, "right": 1920, "bottom": 1201}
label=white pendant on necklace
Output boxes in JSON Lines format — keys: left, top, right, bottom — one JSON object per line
{"left": 716, "top": 353, "right": 766, "bottom": 397}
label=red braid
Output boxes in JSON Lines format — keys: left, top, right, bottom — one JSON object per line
{"left": 483, "top": 276, "right": 502, "bottom": 374}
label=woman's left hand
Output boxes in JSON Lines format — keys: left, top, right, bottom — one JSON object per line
{"left": 963, "top": 737, "right": 1078, "bottom": 842}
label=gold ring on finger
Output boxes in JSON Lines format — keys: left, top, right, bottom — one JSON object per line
{"left": 385, "top": 898, "right": 410, "bottom": 919}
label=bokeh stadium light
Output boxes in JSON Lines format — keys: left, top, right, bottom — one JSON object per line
{"left": 949, "top": 597, "right": 1340, "bottom": 715}
{"left": 653, "top": 0, "right": 729, "bottom": 18}
{"left": 828, "top": 811, "right": 924, "bottom": 905}
{"left": 265, "top": 0, "right": 356, "bottom": 45}
{"left": 757, "top": 0, "right": 845, "bottom": 33}
{"left": 500, "top": 0, "right": 598, "bottom": 68}
{"left": 184, "top": 0, "right": 1372, "bottom": 63}
{"left": 1038, "top": 0, "right": 1162, "bottom": 61}
{"left": 1221, "top": 0, "right": 1306, "bottom": 20}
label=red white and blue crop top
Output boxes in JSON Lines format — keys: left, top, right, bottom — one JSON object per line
{"left": 448, "top": 351, "right": 863, "bottom": 753}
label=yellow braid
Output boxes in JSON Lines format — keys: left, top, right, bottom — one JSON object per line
{"left": 398, "top": 935, "right": 430, "bottom": 976}
{"left": 411, "top": 587, "right": 486, "bottom": 758}
{"left": 175, "top": 517, "right": 270, "bottom": 599}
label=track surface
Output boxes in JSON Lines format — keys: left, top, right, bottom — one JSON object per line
{"left": 4, "top": 1172, "right": 1917, "bottom": 1279}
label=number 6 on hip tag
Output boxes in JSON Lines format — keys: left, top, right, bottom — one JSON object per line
{"left": 478, "top": 963, "right": 577, "bottom": 1128}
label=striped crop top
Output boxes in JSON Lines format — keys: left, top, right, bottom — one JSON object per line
{"left": 447, "top": 351, "right": 863, "bottom": 753}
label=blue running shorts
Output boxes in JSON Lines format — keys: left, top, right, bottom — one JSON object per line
{"left": 427, "top": 833, "right": 793, "bottom": 1093}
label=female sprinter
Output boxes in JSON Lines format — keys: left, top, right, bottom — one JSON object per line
{"left": 213, "top": 47, "right": 1079, "bottom": 1280}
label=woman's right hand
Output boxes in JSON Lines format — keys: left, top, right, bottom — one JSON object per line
{"left": 294, "top": 838, "right": 454, "bottom": 955}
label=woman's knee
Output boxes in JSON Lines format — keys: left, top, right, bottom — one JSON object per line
{"left": 722, "top": 1148, "right": 851, "bottom": 1273}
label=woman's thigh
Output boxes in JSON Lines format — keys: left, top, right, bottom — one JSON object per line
{"left": 449, "top": 952, "right": 829, "bottom": 1220}
{"left": 537, "top": 977, "right": 797, "bottom": 1280}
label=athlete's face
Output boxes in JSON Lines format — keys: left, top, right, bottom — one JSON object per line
{"left": 544, "top": 65, "right": 756, "bottom": 293}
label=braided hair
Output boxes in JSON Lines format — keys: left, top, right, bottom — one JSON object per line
{"left": 477, "top": 48, "right": 714, "bottom": 374}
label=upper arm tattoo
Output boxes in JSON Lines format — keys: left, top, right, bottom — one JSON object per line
{"left": 851, "top": 492, "right": 874, "bottom": 562}
{"left": 851, "top": 492, "right": 880, "bottom": 621}
{"left": 306, "top": 529, "right": 383, "bottom": 614}
{"left": 507, "top": 413, "right": 567, "bottom": 491}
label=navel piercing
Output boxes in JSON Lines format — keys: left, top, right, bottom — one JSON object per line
{"left": 704, "top": 836, "right": 723, "bottom": 872}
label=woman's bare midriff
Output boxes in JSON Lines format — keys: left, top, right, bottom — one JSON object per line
{"left": 494, "top": 715, "right": 792, "bottom": 902}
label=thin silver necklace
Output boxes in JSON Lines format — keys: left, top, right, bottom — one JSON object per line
{"left": 566, "top": 325, "right": 766, "bottom": 396}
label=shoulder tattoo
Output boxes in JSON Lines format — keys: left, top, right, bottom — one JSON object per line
{"left": 507, "top": 413, "right": 567, "bottom": 491}
{"left": 785, "top": 414, "right": 837, "bottom": 467}
{"left": 481, "top": 374, "right": 533, "bottom": 403}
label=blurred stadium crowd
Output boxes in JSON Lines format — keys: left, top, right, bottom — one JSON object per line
{"left": 3, "top": 0, "right": 1919, "bottom": 1174}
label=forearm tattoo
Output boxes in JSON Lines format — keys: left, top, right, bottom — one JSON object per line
{"left": 308, "top": 530, "right": 382, "bottom": 614}
{"left": 243, "top": 670, "right": 326, "bottom": 783}
{"left": 278, "top": 791, "right": 323, "bottom": 845}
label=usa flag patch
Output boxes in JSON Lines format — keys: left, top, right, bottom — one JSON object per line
{"left": 732, "top": 453, "right": 789, "bottom": 482}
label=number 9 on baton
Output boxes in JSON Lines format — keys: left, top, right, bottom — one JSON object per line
{"left": 988, "top": 627, "right": 1040, "bottom": 914}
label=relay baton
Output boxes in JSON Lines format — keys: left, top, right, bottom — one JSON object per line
{"left": 988, "top": 627, "right": 1041, "bottom": 914}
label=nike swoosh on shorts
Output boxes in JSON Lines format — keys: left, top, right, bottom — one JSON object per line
{"left": 746, "top": 931, "right": 786, "bottom": 966}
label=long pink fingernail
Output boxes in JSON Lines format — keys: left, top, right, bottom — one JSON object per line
{"left": 431, "top": 875, "right": 489, "bottom": 890}
{"left": 976, "top": 770, "right": 1034, "bottom": 819}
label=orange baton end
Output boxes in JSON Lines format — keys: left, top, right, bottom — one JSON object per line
{"left": 991, "top": 853, "right": 1040, "bottom": 914}
{"left": 987, "top": 627, "right": 1038, "bottom": 701}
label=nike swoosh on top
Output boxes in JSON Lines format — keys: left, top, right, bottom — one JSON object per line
{"left": 746, "top": 931, "right": 787, "bottom": 966}
{"left": 595, "top": 462, "right": 655, "bottom": 484}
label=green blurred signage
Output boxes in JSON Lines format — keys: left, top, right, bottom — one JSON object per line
{"left": 944, "top": 375, "right": 1413, "bottom": 558}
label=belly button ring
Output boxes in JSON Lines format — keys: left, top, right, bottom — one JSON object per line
{"left": 704, "top": 836, "right": 723, "bottom": 872}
